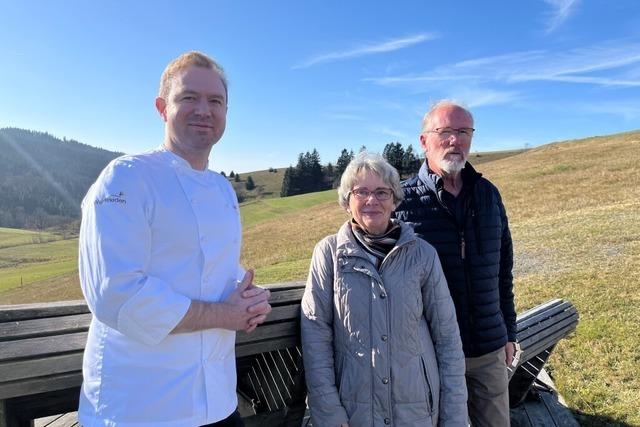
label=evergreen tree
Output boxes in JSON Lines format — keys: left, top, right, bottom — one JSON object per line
{"left": 280, "top": 166, "right": 294, "bottom": 197}
{"left": 401, "top": 144, "right": 419, "bottom": 177}
{"left": 308, "top": 149, "right": 324, "bottom": 192}
{"left": 245, "top": 176, "right": 255, "bottom": 190}
{"left": 280, "top": 149, "right": 329, "bottom": 196}
{"left": 229, "top": 171, "right": 235, "bottom": 178}
{"left": 334, "top": 149, "right": 354, "bottom": 187}
{"left": 383, "top": 142, "right": 404, "bottom": 173}
{"left": 235, "top": 173, "right": 241, "bottom": 182}
{"left": 324, "top": 163, "right": 335, "bottom": 188}
{"left": 220, "top": 171, "right": 226, "bottom": 177}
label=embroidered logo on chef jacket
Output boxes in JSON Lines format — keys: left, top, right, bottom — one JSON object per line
{"left": 95, "top": 192, "right": 126, "bottom": 205}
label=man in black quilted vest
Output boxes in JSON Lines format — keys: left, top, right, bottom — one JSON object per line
{"left": 394, "top": 100, "right": 516, "bottom": 427}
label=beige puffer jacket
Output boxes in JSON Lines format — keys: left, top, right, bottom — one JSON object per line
{"left": 301, "top": 220, "right": 467, "bottom": 427}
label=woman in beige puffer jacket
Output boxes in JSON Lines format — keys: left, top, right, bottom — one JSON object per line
{"left": 301, "top": 152, "right": 467, "bottom": 427}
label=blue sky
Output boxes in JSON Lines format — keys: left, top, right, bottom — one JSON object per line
{"left": 1, "top": 0, "right": 639, "bottom": 173}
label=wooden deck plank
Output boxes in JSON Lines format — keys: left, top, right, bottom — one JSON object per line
{"left": 34, "top": 414, "right": 62, "bottom": 426}
{"left": 35, "top": 412, "right": 78, "bottom": 427}
{"left": 521, "top": 395, "right": 558, "bottom": 426}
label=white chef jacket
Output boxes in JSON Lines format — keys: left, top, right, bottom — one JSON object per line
{"left": 78, "top": 147, "right": 243, "bottom": 427}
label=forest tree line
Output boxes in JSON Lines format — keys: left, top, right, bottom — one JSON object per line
{"left": 280, "top": 142, "right": 423, "bottom": 197}
{"left": 0, "top": 127, "right": 424, "bottom": 229}
{"left": 0, "top": 128, "right": 120, "bottom": 229}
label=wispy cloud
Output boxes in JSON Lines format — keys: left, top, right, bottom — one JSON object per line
{"left": 450, "top": 88, "right": 522, "bottom": 108}
{"left": 324, "top": 112, "right": 366, "bottom": 121}
{"left": 292, "top": 33, "right": 439, "bottom": 69}
{"left": 543, "top": 0, "right": 580, "bottom": 34}
{"left": 365, "top": 40, "right": 640, "bottom": 91}
{"left": 372, "top": 126, "right": 409, "bottom": 140}
{"left": 576, "top": 101, "right": 640, "bottom": 120}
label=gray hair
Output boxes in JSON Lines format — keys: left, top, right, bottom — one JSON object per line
{"left": 337, "top": 152, "right": 404, "bottom": 210}
{"left": 421, "top": 99, "right": 474, "bottom": 132}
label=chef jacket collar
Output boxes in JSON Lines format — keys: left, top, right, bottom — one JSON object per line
{"left": 158, "top": 145, "right": 210, "bottom": 172}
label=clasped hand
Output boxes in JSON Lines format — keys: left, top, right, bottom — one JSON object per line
{"left": 224, "top": 269, "right": 271, "bottom": 333}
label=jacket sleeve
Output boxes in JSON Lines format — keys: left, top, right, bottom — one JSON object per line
{"left": 497, "top": 192, "right": 517, "bottom": 342}
{"left": 79, "top": 159, "right": 191, "bottom": 346}
{"left": 421, "top": 244, "right": 468, "bottom": 426}
{"left": 300, "top": 237, "right": 349, "bottom": 427}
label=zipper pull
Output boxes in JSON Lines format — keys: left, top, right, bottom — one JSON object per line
{"left": 460, "top": 233, "right": 466, "bottom": 260}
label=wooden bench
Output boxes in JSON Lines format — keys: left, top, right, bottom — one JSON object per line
{"left": 1, "top": 288, "right": 578, "bottom": 427}
{"left": 509, "top": 299, "right": 579, "bottom": 407}
{"left": 0, "top": 283, "right": 306, "bottom": 427}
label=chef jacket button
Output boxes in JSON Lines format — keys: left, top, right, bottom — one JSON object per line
{"left": 384, "top": 418, "right": 390, "bottom": 425}
{"left": 382, "top": 377, "right": 389, "bottom": 384}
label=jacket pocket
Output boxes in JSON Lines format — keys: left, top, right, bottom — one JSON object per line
{"left": 419, "top": 355, "right": 434, "bottom": 415}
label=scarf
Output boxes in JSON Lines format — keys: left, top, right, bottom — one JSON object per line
{"left": 350, "top": 219, "right": 401, "bottom": 267}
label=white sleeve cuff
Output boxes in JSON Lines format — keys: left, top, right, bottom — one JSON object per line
{"left": 117, "top": 277, "right": 192, "bottom": 346}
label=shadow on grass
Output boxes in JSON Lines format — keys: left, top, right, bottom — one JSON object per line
{"left": 574, "top": 411, "right": 635, "bottom": 427}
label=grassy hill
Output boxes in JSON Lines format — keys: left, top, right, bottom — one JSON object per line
{"left": 227, "top": 149, "right": 527, "bottom": 202}
{"left": 0, "top": 128, "right": 121, "bottom": 229}
{"left": 228, "top": 168, "right": 285, "bottom": 201}
{"left": 0, "top": 133, "right": 638, "bottom": 424}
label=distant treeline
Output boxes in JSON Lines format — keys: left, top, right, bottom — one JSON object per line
{"left": 0, "top": 128, "right": 120, "bottom": 229}
{"left": 280, "top": 142, "right": 423, "bottom": 197}
{"left": 0, "top": 127, "right": 425, "bottom": 229}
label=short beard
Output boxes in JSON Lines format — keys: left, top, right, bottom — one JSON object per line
{"left": 439, "top": 158, "right": 466, "bottom": 175}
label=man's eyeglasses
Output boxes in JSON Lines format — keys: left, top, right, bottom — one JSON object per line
{"left": 350, "top": 188, "right": 393, "bottom": 201}
{"left": 427, "top": 127, "right": 475, "bottom": 138}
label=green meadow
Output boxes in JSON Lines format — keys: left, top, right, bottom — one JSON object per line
{"left": 0, "top": 134, "right": 638, "bottom": 425}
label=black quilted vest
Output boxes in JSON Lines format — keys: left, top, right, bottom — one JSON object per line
{"left": 394, "top": 162, "right": 516, "bottom": 357}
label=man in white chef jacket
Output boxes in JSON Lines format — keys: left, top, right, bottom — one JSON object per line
{"left": 78, "top": 51, "right": 271, "bottom": 427}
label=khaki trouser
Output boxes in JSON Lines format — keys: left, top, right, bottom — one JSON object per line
{"left": 465, "top": 347, "right": 510, "bottom": 427}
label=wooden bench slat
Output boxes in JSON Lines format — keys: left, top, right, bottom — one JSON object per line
{"left": 0, "top": 304, "right": 299, "bottom": 343}
{"left": 263, "top": 305, "right": 300, "bottom": 323}
{"left": 0, "top": 353, "right": 84, "bottom": 385}
{"left": 515, "top": 299, "right": 564, "bottom": 322}
{"left": 0, "top": 332, "right": 87, "bottom": 361}
{"left": 236, "top": 337, "right": 300, "bottom": 358}
{"left": 516, "top": 308, "right": 578, "bottom": 344}
{"left": 0, "top": 301, "right": 90, "bottom": 323}
{"left": 518, "top": 313, "right": 579, "bottom": 353}
{"left": 517, "top": 319, "right": 578, "bottom": 366}
{"left": 516, "top": 300, "right": 573, "bottom": 331}
{"left": 0, "top": 373, "right": 82, "bottom": 400}
{"left": 237, "top": 322, "right": 298, "bottom": 345}
{"left": 0, "top": 314, "right": 92, "bottom": 342}
{"left": 267, "top": 288, "right": 305, "bottom": 306}
{"left": 0, "top": 283, "right": 304, "bottom": 323}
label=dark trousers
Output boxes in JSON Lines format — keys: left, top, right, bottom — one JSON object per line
{"left": 200, "top": 409, "right": 244, "bottom": 427}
